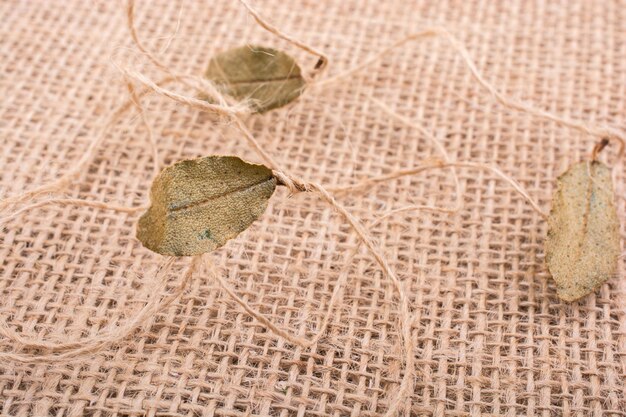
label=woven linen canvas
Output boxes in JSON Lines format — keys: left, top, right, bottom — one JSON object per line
{"left": 1, "top": 0, "right": 625, "bottom": 416}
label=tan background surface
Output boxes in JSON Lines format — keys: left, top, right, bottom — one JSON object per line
{"left": 1, "top": 0, "right": 625, "bottom": 416}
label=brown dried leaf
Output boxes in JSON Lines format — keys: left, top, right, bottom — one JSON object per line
{"left": 545, "top": 161, "right": 620, "bottom": 302}
{"left": 137, "top": 156, "right": 276, "bottom": 256}
{"left": 204, "top": 45, "right": 306, "bottom": 113}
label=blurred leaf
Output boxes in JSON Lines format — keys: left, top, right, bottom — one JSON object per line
{"left": 205, "top": 45, "right": 306, "bottom": 112}
{"left": 545, "top": 161, "right": 620, "bottom": 302}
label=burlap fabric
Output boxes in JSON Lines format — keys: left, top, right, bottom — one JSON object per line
{"left": 1, "top": 0, "right": 625, "bottom": 415}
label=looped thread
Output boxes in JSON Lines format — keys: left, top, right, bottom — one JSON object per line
{"left": 238, "top": 0, "right": 329, "bottom": 78}
{"left": 0, "top": 75, "right": 178, "bottom": 215}
{"left": 312, "top": 26, "right": 626, "bottom": 162}
{"left": 0, "top": 256, "right": 202, "bottom": 364}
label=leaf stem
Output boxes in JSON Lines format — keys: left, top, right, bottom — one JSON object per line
{"left": 591, "top": 138, "right": 610, "bottom": 161}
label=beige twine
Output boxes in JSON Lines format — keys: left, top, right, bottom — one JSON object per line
{"left": 0, "top": 1, "right": 623, "bottom": 414}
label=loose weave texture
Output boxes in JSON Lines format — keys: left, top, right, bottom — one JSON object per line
{"left": 1, "top": 0, "right": 625, "bottom": 416}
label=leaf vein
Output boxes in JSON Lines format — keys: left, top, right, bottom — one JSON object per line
{"left": 168, "top": 176, "right": 274, "bottom": 214}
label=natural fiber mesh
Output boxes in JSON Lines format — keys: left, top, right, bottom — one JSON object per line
{"left": 1, "top": 0, "right": 625, "bottom": 416}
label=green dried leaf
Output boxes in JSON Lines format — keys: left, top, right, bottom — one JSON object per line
{"left": 137, "top": 156, "right": 276, "bottom": 256}
{"left": 204, "top": 45, "right": 306, "bottom": 113}
{"left": 545, "top": 161, "right": 620, "bottom": 302}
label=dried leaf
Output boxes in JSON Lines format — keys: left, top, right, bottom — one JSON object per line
{"left": 545, "top": 161, "right": 620, "bottom": 302}
{"left": 137, "top": 156, "right": 276, "bottom": 256}
{"left": 204, "top": 45, "right": 306, "bottom": 113}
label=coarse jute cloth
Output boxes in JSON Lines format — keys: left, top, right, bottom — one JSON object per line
{"left": 1, "top": 0, "right": 625, "bottom": 416}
